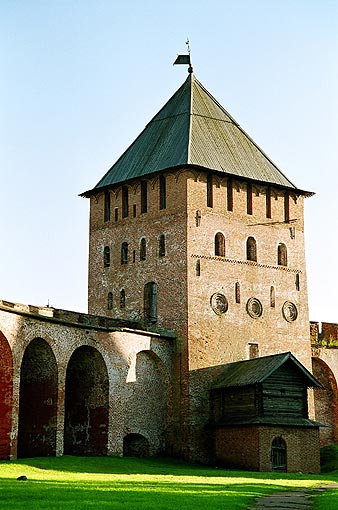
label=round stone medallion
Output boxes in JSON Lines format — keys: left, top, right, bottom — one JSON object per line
{"left": 210, "top": 293, "right": 228, "bottom": 315}
{"left": 246, "top": 297, "right": 263, "bottom": 318}
{"left": 282, "top": 301, "right": 298, "bottom": 322}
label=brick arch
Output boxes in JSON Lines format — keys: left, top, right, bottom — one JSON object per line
{"left": 17, "top": 337, "right": 58, "bottom": 458}
{"left": 124, "top": 350, "right": 171, "bottom": 456}
{"left": 312, "top": 357, "right": 338, "bottom": 445}
{"left": 64, "top": 345, "right": 109, "bottom": 455}
{"left": 0, "top": 331, "right": 13, "bottom": 459}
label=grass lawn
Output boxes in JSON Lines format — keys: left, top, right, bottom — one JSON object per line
{"left": 0, "top": 454, "right": 337, "bottom": 510}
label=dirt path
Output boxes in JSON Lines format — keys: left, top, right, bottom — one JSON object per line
{"left": 250, "top": 484, "right": 338, "bottom": 510}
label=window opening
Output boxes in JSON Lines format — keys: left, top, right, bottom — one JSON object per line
{"left": 120, "top": 289, "right": 125, "bottom": 308}
{"left": 266, "top": 187, "right": 271, "bottom": 218}
{"left": 235, "top": 282, "right": 241, "bottom": 303}
{"left": 141, "top": 180, "right": 148, "bottom": 213}
{"left": 246, "top": 237, "right": 257, "bottom": 262}
{"left": 159, "top": 175, "right": 166, "bottom": 210}
{"left": 284, "top": 192, "right": 290, "bottom": 223}
{"left": 270, "top": 286, "right": 276, "bottom": 308}
{"left": 107, "top": 292, "right": 113, "bottom": 310}
{"left": 295, "top": 273, "right": 300, "bottom": 291}
{"left": 144, "top": 282, "right": 157, "bottom": 324}
{"left": 159, "top": 234, "right": 165, "bottom": 257}
{"left": 248, "top": 343, "right": 259, "bottom": 359}
{"left": 196, "top": 259, "right": 201, "bottom": 276}
{"left": 247, "top": 183, "right": 253, "bottom": 215}
{"left": 114, "top": 208, "right": 119, "bottom": 222}
{"left": 215, "top": 232, "right": 225, "bottom": 257}
{"left": 121, "top": 242, "right": 128, "bottom": 264}
{"left": 140, "top": 238, "right": 146, "bottom": 261}
{"left": 227, "top": 178, "right": 233, "bottom": 211}
{"left": 103, "top": 246, "right": 110, "bottom": 267}
{"left": 122, "top": 186, "right": 129, "bottom": 218}
{"left": 277, "top": 243, "right": 287, "bottom": 266}
{"left": 104, "top": 191, "right": 110, "bottom": 222}
{"left": 133, "top": 204, "right": 137, "bottom": 217}
{"left": 207, "top": 174, "right": 213, "bottom": 207}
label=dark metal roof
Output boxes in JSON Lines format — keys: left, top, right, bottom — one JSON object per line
{"left": 82, "top": 74, "right": 311, "bottom": 197}
{"left": 212, "top": 352, "right": 322, "bottom": 389}
{"left": 213, "top": 416, "right": 324, "bottom": 428}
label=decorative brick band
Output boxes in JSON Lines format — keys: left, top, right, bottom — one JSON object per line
{"left": 190, "top": 254, "right": 302, "bottom": 273}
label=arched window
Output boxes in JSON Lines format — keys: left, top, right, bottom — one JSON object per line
{"left": 140, "top": 238, "right": 146, "bottom": 261}
{"left": 196, "top": 259, "right": 201, "bottom": 276}
{"left": 104, "top": 191, "right": 110, "bottom": 222}
{"left": 235, "top": 282, "right": 240, "bottom": 303}
{"left": 141, "top": 180, "right": 147, "bottom": 213}
{"left": 271, "top": 437, "right": 287, "bottom": 472}
{"left": 121, "top": 242, "right": 128, "bottom": 264}
{"left": 207, "top": 174, "right": 213, "bottom": 207}
{"left": 278, "top": 243, "right": 287, "bottom": 266}
{"left": 270, "top": 286, "right": 276, "bottom": 308}
{"left": 159, "top": 234, "right": 165, "bottom": 257}
{"left": 246, "top": 236, "right": 257, "bottom": 262}
{"left": 103, "top": 246, "right": 110, "bottom": 267}
{"left": 144, "top": 282, "right": 157, "bottom": 324}
{"left": 120, "top": 289, "right": 125, "bottom": 308}
{"left": 215, "top": 232, "right": 225, "bottom": 257}
{"left": 107, "top": 292, "right": 113, "bottom": 310}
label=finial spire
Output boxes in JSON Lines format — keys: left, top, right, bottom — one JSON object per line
{"left": 173, "top": 39, "right": 193, "bottom": 74}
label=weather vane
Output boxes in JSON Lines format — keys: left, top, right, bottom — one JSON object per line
{"left": 173, "top": 38, "right": 193, "bottom": 73}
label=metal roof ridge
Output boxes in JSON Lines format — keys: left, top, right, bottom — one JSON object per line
{"left": 187, "top": 73, "right": 193, "bottom": 163}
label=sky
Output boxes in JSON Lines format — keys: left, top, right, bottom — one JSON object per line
{"left": 1, "top": 0, "right": 337, "bottom": 322}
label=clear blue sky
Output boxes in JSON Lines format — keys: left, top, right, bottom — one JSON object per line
{"left": 1, "top": 0, "right": 337, "bottom": 322}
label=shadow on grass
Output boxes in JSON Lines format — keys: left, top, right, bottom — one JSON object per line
{"left": 6, "top": 455, "right": 328, "bottom": 481}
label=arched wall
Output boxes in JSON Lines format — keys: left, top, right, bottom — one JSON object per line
{"left": 64, "top": 345, "right": 109, "bottom": 455}
{"left": 312, "top": 357, "right": 338, "bottom": 445}
{"left": 123, "top": 349, "right": 171, "bottom": 455}
{"left": 17, "top": 338, "right": 58, "bottom": 457}
{"left": 0, "top": 331, "right": 13, "bottom": 459}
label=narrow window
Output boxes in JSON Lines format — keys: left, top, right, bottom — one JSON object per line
{"left": 104, "top": 191, "right": 110, "bottom": 222}
{"left": 133, "top": 249, "right": 136, "bottom": 263}
{"left": 107, "top": 292, "right": 113, "bottom": 310}
{"left": 141, "top": 180, "right": 148, "bottom": 213}
{"left": 277, "top": 243, "right": 287, "bottom": 266}
{"left": 215, "top": 232, "right": 225, "bottom": 257}
{"left": 159, "top": 175, "right": 166, "bottom": 210}
{"left": 227, "top": 178, "right": 233, "bottom": 211}
{"left": 266, "top": 186, "right": 271, "bottom": 218}
{"left": 140, "top": 238, "right": 146, "bottom": 261}
{"left": 133, "top": 204, "right": 137, "bottom": 217}
{"left": 103, "top": 246, "right": 110, "bottom": 267}
{"left": 144, "top": 282, "right": 157, "bottom": 324}
{"left": 284, "top": 192, "right": 290, "bottom": 223}
{"left": 270, "top": 286, "right": 276, "bottom": 308}
{"left": 115, "top": 207, "right": 119, "bottom": 222}
{"left": 247, "top": 183, "right": 253, "bottom": 215}
{"left": 196, "top": 259, "right": 201, "bottom": 276}
{"left": 159, "top": 234, "right": 165, "bottom": 257}
{"left": 207, "top": 174, "right": 213, "bottom": 207}
{"left": 295, "top": 273, "right": 300, "bottom": 291}
{"left": 235, "top": 282, "right": 240, "bottom": 303}
{"left": 121, "top": 242, "right": 128, "bottom": 264}
{"left": 248, "top": 343, "right": 259, "bottom": 359}
{"left": 120, "top": 289, "right": 125, "bottom": 308}
{"left": 246, "top": 237, "right": 257, "bottom": 262}
{"left": 122, "top": 186, "right": 129, "bottom": 218}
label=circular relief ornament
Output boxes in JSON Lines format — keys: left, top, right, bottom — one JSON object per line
{"left": 282, "top": 301, "right": 298, "bottom": 322}
{"left": 246, "top": 297, "right": 263, "bottom": 318}
{"left": 210, "top": 293, "right": 228, "bottom": 315}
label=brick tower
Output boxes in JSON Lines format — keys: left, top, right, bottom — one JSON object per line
{"left": 82, "top": 70, "right": 320, "bottom": 468}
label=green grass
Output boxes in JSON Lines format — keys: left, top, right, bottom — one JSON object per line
{"left": 0, "top": 455, "right": 337, "bottom": 510}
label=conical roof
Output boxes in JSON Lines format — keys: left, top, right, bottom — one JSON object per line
{"left": 83, "top": 74, "right": 305, "bottom": 196}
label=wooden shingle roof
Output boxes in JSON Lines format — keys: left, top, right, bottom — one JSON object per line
{"left": 82, "top": 74, "right": 311, "bottom": 196}
{"left": 212, "top": 352, "right": 322, "bottom": 389}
